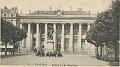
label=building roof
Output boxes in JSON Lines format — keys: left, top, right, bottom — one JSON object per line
{"left": 19, "top": 15, "right": 96, "bottom": 20}
{"left": 1, "top": 7, "right": 96, "bottom": 20}
{"left": 1, "top": 7, "right": 18, "bottom": 14}
{"left": 29, "top": 10, "right": 90, "bottom": 15}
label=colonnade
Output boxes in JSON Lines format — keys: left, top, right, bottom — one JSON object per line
{"left": 20, "top": 23, "right": 90, "bottom": 52}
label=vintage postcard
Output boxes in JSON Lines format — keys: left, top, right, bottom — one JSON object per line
{"left": 0, "top": 0, "right": 119, "bottom": 66}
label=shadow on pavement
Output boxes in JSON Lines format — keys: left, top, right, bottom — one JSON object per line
{"left": 109, "top": 61, "right": 119, "bottom": 66}
{"left": 91, "top": 56, "right": 119, "bottom": 66}
{"left": 1, "top": 54, "right": 28, "bottom": 58}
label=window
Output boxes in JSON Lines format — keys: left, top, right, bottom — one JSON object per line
{"left": 57, "top": 25, "right": 61, "bottom": 34}
{"left": 73, "top": 26, "right": 78, "bottom": 35}
{"left": 11, "top": 14, "right": 14, "bottom": 17}
{"left": 11, "top": 20, "right": 13, "bottom": 21}
{"left": 74, "top": 39, "right": 77, "bottom": 42}
{"left": 65, "top": 26, "right": 70, "bottom": 35}
{"left": 4, "top": 14, "right": 6, "bottom": 17}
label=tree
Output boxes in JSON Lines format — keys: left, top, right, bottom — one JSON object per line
{"left": 12, "top": 26, "right": 27, "bottom": 45}
{"left": 86, "top": 0, "right": 120, "bottom": 61}
{"left": 1, "top": 20, "right": 15, "bottom": 55}
{"left": 111, "top": 0, "right": 120, "bottom": 61}
{"left": 11, "top": 26, "right": 27, "bottom": 54}
{"left": 1, "top": 20, "right": 27, "bottom": 55}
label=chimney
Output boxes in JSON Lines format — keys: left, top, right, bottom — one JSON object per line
{"left": 29, "top": 10, "right": 31, "bottom": 14}
{"left": 49, "top": 6, "right": 52, "bottom": 11}
{"left": 4, "top": 6, "right": 8, "bottom": 9}
{"left": 11, "top": 7, "right": 18, "bottom": 13}
{"left": 45, "top": 9, "right": 48, "bottom": 15}
{"left": 70, "top": 7, "right": 72, "bottom": 11}
{"left": 88, "top": 10, "right": 91, "bottom": 14}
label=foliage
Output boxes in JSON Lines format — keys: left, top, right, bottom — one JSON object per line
{"left": 12, "top": 26, "right": 27, "bottom": 43}
{"left": 1, "top": 20, "right": 27, "bottom": 55}
{"left": 86, "top": 0, "right": 120, "bottom": 46}
{"left": 1, "top": 20, "right": 27, "bottom": 44}
{"left": 1, "top": 20, "right": 14, "bottom": 43}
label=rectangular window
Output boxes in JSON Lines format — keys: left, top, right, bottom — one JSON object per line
{"left": 11, "top": 14, "right": 14, "bottom": 17}
{"left": 57, "top": 25, "right": 61, "bottom": 34}
{"left": 65, "top": 26, "right": 70, "bottom": 35}
{"left": 73, "top": 26, "right": 78, "bottom": 35}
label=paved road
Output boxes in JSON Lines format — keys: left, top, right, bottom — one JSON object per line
{"left": 0, "top": 54, "right": 110, "bottom": 66}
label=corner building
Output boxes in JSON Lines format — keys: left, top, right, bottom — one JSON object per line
{"left": 1, "top": 7, "right": 96, "bottom": 53}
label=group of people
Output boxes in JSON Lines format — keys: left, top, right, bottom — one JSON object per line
{"left": 34, "top": 48, "right": 63, "bottom": 57}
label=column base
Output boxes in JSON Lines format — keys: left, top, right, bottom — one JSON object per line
{"left": 69, "top": 47, "right": 73, "bottom": 53}
{"left": 26, "top": 48, "right": 32, "bottom": 52}
{"left": 76, "top": 47, "right": 83, "bottom": 52}
{"left": 61, "top": 48, "right": 64, "bottom": 52}
{"left": 19, "top": 48, "right": 31, "bottom": 54}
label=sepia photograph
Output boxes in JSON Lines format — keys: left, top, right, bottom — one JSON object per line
{"left": 0, "top": 0, "right": 119, "bottom": 66}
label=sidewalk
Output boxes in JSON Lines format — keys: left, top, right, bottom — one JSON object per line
{"left": 1, "top": 52, "right": 119, "bottom": 66}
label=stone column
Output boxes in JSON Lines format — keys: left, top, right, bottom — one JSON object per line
{"left": 20, "top": 24, "right": 23, "bottom": 47}
{"left": 36, "top": 23, "right": 40, "bottom": 49}
{"left": 61, "top": 23, "right": 65, "bottom": 52}
{"left": 70, "top": 23, "right": 74, "bottom": 52}
{"left": 53, "top": 23, "right": 56, "bottom": 50}
{"left": 19, "top": 24, "right": 23, "bottom": 53}
{"left": 20, "top": 24, "right": 24, "bottom": 46}
{"left": 27, "top": 23, "right": 32, "bottom": 51}
{"left": 85, "top": 24, "right": 91, "bottom": 51}
{"left": 44, "top": 23, "right": 47, "bottom": 49}
{"left": 78, "top": 23, "right": 82, "bottom": 51}
{"left": 87, "top": 24, "right": 90, "bottom": 31}
{"left": 21, "top": 24, "right": 26, "bottom": 48}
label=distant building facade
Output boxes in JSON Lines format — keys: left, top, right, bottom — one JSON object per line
{"left": 1, "top": 7, "right": 96, "bottom": 53}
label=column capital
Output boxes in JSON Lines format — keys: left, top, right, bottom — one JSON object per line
{"left": 36, "top": 23, "right": 40, "bottom": 24}
{"left": 87, "top": 23, "right": 91, "bottom": 25}
{"left": 53, "top": 23, "right": 57, "bottom": 25}
{"left": 44, "top": 23, "right": 48, "bottom": 24}
{"left": 70, "top": 23, "right": 74, "bottom": 25}
{"left": 20, "top": 23, "right": 23, "bottom": 24}
{"left": 28, "top": 23, "right": 32, "bottom": 24}
{"left": 61, "top": 23, "right": 65, "bottom": 25}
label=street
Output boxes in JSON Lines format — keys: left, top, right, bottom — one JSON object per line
{"left": 0, "top": 53, "right": 110, "bottom": 66}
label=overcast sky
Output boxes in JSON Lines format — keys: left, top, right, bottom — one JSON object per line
{"left": 0, "top": 0, "right": 112, "bottom": 14}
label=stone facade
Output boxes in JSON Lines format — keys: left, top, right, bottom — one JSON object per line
{"left": 1, "top": 7, "right": 96, "bottom": 53}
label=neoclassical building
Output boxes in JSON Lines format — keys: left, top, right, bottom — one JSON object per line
{"left": 1, "top": 7, "right": 96, "bottom": 53}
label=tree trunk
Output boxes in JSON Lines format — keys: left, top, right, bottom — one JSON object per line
{"left": 113, "top": 41, "right": 119, "bottom": 62}
{"left": 102, "top": 45, "right": 104, "bottom": 60}
{"left": 103, "top": 43, "right": 108, "bottom": 61}
{"left": 100, "top": 46, "right": 102, "bottom": 60}
{"left": 13, "top": 42, "right": 16, "bottom": 55}
{"left": 96, "top": 46, "right": 99, "bottom": 59}
{"left": 5, "top": 42, "right": 7, "bottom": 55}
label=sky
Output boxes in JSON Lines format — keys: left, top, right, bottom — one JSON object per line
{"left": 0, "top": 0, "right": 112, "bottom": 14}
